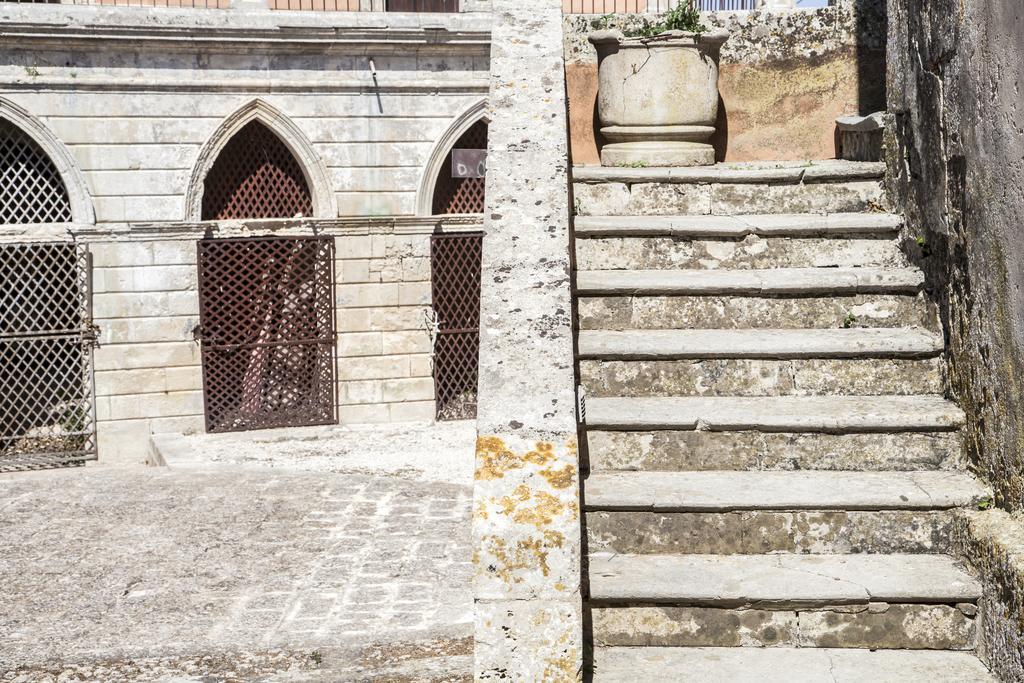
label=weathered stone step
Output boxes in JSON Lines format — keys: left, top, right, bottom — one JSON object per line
{"left": 587, "top": 553, "right": 981, "bottom": 606}
{"left": 586, "top": 430, "right": 963, "bottom": 472}
{"left": 576, "top": 234, "right": 908, "bottom": 271}
{"left": 574, "top": 212, "right": 901, "bottom": 238}
{"left": 590, "top": 647, "right": 994, "bottom": 681}
{"left": 586, "top": 509, "right": 956, "bottom": 555}
{"left": 585, "top": 396, "right": 965, "bottom": 433}
{"left": 578, "top": 328, "right": 943, "bottom": 360}
{"left": 583, "top": 471, "right": 988, "bottom": 511}
{"left": 581, "top": 358, "right": 943, "bottom": 398}
{"left": 573, "top": 160, "right": 885, "bottom": 186}
{"left": 590, "top": 603, "right": 977, "bottom": 650}
{"left": 576, "top": 268, "right": 923, "bottom": 296}
{"left": 578, "top": 293, "right": 938, "bottom": 331}
{"left": 574, "top": 179, "right": 884, "bottom": 217}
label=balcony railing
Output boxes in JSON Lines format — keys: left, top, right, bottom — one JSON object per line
{"left": 563, "top": 0, "right": 761, "bottom": 10}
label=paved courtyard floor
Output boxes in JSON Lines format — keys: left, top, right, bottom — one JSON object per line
{"left": 0, "top": 422, "right": 476, "bottom": 682}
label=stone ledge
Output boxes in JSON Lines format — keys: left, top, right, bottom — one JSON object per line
{"left": 584, "top": 470, "right": 989, "bottom": 512}
{"left": 571, "top": 160, "right": 885, "bottom": 185}
{"left": 585, "top": 395, "right": 966, "bottom": 432}
{"left": 577, "top": 328, "right": 943, "bottom": 360}
{"left": 573, "top": 212, "right": 902, "bottom": 238}
{"left": 591, "top": 647, "right": 994, "bottom": 682}
{"left": 588, "top": 553, "right": 982, "bottom": 606}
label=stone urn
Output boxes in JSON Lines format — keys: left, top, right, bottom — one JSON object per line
{"left": 589, "top": 28, "right": 729, "bottom": 167}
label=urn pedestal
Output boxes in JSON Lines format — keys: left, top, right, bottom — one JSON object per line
{"left": 590, "top": 29, "right": 729, "bottom": 167}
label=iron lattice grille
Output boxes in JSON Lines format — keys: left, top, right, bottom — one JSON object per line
{"left": 0, "top": 119, "right": 73, "bottom": 224}
{"left": 430, "top": 232, "right": 482, "bottom": 421}
{"left": 432, "top": 120, "right": 488, "bottom": 215}
{"left": 0, "top": 243, "right": 97, "bottom": 471}
{"left": 201, "top": 121, "right": 314, "bottom": 221}
{"left": 197, "top": 236, "right": 338, "bottom": 433}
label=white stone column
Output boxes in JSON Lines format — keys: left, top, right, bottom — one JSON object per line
{"left": 471, "top": 0, "right": 582, "bottom": 680}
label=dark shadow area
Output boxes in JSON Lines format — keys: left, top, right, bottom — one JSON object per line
{"left": 711, "top": 93, "right": 729, "bottom": 162}
{"left": 855, "top": 0, "right": 888, "bottom": 115}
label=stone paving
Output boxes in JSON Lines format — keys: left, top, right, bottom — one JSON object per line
{"left": 0, "top": 422, "right": 475, "bottom": 682}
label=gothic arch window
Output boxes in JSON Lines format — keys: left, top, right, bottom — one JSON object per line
{"left": 431, "top": 119, "right": 488, "bottom": 215}
{"left": 201, "top": 120, "right": 314, "bottom": 221}
{"left": 0, "top": 118, "right": 73, "bottom": 224}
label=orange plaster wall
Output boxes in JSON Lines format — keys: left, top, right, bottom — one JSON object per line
{"left": 567, "top": 47, "right": 887, "bottom": 165}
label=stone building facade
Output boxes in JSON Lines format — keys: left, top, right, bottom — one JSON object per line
{"left": 0, "top": 3, "right": 492, "bottom": 465}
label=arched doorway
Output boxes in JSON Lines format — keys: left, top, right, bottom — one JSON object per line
{"left": 0, "top": 117, "right": 96, "bottom": 470}
{"left": 194, "top": 119, "right": 336, "bottom": 433}
{"left": 428, "top": 118, "right": 487, "bottom": 421}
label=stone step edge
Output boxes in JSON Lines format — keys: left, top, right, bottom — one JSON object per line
{"left": 574, "top": 212, "right": 902, "bottom": 238}
{"left": 584, "top": 395, "right": 966, "bottom": 433}
{"left": 582, "top": 471, "right": 989, "bottom": 511}
{"left": 588, "top": 647, "right": 995, "bottom": 682}
{"left": 577, "top": 328, "right": 943, "bottom": 360}
{"left": 587, "top": 553, "right": 982, "bottom": 606}
{"left": 571, "top": 161, "right": 885, "bottom": 186}
{"left": 575, "top": 267, "right": 924, "bottom": 296}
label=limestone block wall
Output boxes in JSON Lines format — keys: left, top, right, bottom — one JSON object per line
{"left": 83, "top": 222, "right": 458, "bottom": 463}
{"left": 563, "top": 0, "right": 887, "bottom": 164}
{"left": 0, "top": 5, "right": 491, "bottom": 464}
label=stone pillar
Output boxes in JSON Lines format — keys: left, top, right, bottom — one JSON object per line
{"left": 471, "top": 0, "right": 582, "bottom": 680}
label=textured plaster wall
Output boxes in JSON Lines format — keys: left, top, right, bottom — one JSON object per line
{"left": 886, "top": 0, "right": 1024, "bottom": 678}
{"left": 563, "top": 0, "right": 887, "bottom": 164}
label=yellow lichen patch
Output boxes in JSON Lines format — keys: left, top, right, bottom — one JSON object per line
{"left": 512, "top": 491, "right": 571, "bottom": 529}
{"left": 539, "top": 463, "right": 576, "bottom": 490}
{"left": 475, "top": 436, "right": 521, "bottom": 480}
{"left": 523, "top": 441, "right": 557, "bottom": 466}
{"left": 480, "top": 535, "right": 552, "bottom": 581}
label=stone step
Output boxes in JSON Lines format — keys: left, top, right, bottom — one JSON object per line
{"left": 580, "top": 358, "right": 943, "bottom": 398}
{"left": 576, "top": 234, "right": 908, "bottom": 271}
{"left": 573, "top": 160, "right": 886, "bottom": 186}
{"left": 583, "top": 471, "right": 988, "bottom": 511}
{"left": 590, "top": 647, "right": 994, "bottom": 681}
{"left": 586, "top": 509, "right": 957, "bottom": 555}
{"left": 578, "top": 293, "right": 938, "bottom": 331}
{"left": 585, "top": 395, "right": 965, "bottom": 433}
{"left": 577, "top": 328, "right": 943, "bottom": 360}
{"left": 586, "top": 430, "right": 963, "bottom": 472}
{"left": 576, "top": 268, "right": 924, "bottom": 296}
{"left": 587, "top": 553, "right": 982, "bottom": 606}
{"left": 574, "top": 212, "right": 901, "bottom": 238}
{"left": 574, "top": 179, "right": 884, "bottom": 217}
{"left": 590, "top": 604, "right": 977, "bottom": 650}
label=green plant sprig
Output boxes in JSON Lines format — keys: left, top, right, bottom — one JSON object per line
{"left": 623, "top": 1, "right": 705, "bottom": 39}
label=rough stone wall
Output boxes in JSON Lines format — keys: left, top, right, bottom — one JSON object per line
{"left": 563, "top": 0, "right": 887, "bottom": 164}
{"left": 471, "top": 0, "right": 582, "bottom": 679}
{"left": 886, "top": 0, "right": 1024, "bottom": 513}
{"left": 886, "top": 0, "right": 1024, "bottom": 678}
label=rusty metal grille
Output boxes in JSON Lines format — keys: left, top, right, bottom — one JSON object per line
{"left": 196, "top": 236, "right": 337, "bottom": 433}
{"left": 201, "top": 121, "right": 313, "bottom": 221}
{"left": 387, "top": 0, "right": 459, "bottom": 10}
{"left": 432, "top": 121, "right": 487, "bottom": 215}
{"left": 1, "top": 119, "right": 73, "bottom": 225}
{"left": 0, "top": 242, "right": 97, "bottom": 471}
{"left": 430, "top": 232, "right": 482, "bottom": 421}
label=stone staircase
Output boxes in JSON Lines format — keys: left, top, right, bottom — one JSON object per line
{"left": 571, "top": 161, "right": 995, "bottom": 681}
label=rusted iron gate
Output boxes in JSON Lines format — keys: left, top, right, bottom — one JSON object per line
{"left": 0, "top": 242, "right": 98, "bottom": 471}
{"left": 430, "top": 232, "right": 483, "bottom": 421}
{"left": 388, "top": 0, "right": 460, "bottom": 10}
{"left": 195, "top": 236, "right": 337, "bottom": 433}
{"left": 433, "top": 120, "right": 488, "bottom": 215}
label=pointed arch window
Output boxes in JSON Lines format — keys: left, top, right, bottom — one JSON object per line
{"left": 201, "top": 121, "right": 313, "bottom": 221}
{"left": 431, "top": 119, "right": 488, "bottom": 215}
{"left": 0, "top": 118, "right": 73, "bottom": 224}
